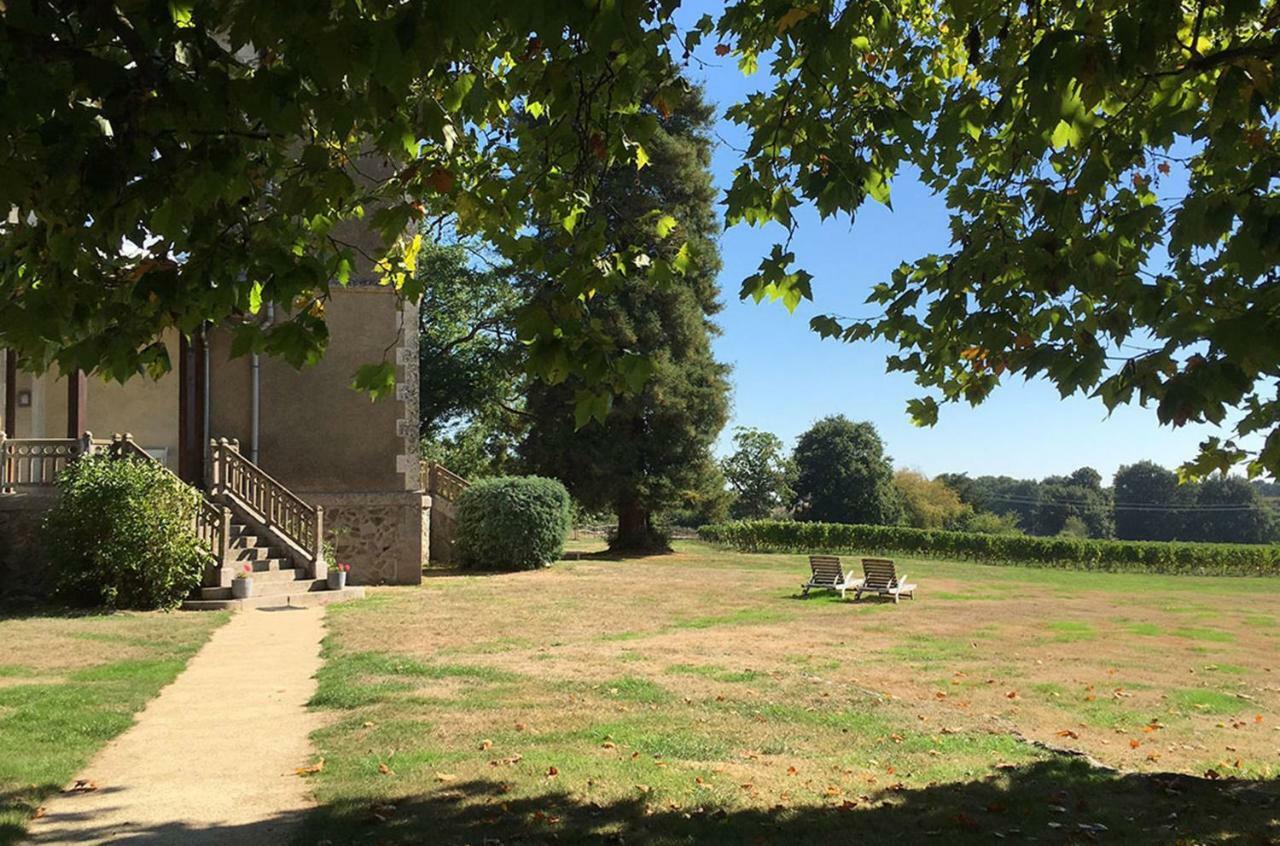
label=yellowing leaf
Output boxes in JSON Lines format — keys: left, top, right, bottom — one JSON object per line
{"left": 776, "top": 6, "right": 816, "bottom": 34}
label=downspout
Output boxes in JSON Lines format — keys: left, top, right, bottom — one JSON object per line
{"left": 201, "top": 324, "right": 211, "bottom": 470}
{"left": 250, "top": 303, "right": 273, "bottom": 464}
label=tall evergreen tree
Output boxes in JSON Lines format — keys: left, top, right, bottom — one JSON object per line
{"left": 521, "top": 81, "right": 730, "bottom": 550}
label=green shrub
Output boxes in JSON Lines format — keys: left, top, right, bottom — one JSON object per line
{"left": 955, "top": 511, "right": 1023, "bottom": 535}
{"left": 697, "top": 520, "right": 1280, "bottom": 577}
{"left": 456, "top": 476, "right": 572, "bottom": 569}
{"left": 44, "top": 455, "right": 209, "bottom": 610}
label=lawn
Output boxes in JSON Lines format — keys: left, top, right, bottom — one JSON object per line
{"left": 296, "top": 541, "right": 1280, "bottom": 844}
{"left": 0, "top": 609, "right": 228, "bottom": 845}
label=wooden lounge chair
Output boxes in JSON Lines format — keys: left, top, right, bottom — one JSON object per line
{"left": 801, "top": 555, "right": 863, "bottom": 599}
{"left": 854, "top": 558, "right": 916, "bottom": 603}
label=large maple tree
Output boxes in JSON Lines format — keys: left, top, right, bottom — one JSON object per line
{"left": 1, "top": 1, "right": 1277, "bottom": 474}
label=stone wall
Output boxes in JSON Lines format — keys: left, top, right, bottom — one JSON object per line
{"left": 313, "top": 491, "right": 429, "bottom": 585}
{"left": 0, "top": 494, "right": 54, "bottom": 602}
{"left": 429, "top": 494, "right": 460, "bottom": 566}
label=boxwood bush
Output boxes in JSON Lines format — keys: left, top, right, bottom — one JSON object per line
{"left": 456, "top": 476, "right": 572, "bottom": 570}
{"left": 44, "top": 455, "right": 210, "bottom": 609}
{"left": 698, "top": 520, "right": 1280, "bottom": 577}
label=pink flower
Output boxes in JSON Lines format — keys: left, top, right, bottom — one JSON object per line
{"left": 337, "top": 562, "right": 351, "bottom": 573}
{"left": 242, "top": 563, "right": 253, "bottom": 574}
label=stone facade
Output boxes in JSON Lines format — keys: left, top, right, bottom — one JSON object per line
{"left": 0, "top": 494, "right": 55, "bottom": 602}
{"left": 313, "top": 491, "right": 430, "bottom": 586}
{"left": 3, "top": 287, "right": 430, "bottom": 588}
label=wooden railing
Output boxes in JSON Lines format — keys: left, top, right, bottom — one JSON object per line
{"left": 208, "top": 438, "right": 323, "bottom": 568}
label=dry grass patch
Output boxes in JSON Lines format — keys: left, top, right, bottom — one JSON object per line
{"left": 298, "top": 542, "right": 1280, "bottom": 844}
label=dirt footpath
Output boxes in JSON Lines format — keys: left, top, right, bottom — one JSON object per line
{"left": 26, "top": 606, "right": 327, "bottom": 845}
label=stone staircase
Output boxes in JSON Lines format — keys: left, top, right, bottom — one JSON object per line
{"left": 182, "top": 518, "right": 364, "bottom": 610}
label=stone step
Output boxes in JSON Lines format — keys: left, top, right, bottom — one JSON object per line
{"left": 182, "top": 585, "right": 366, "bottom": 611}
{"left": 230, "top": 545, "right": 284, "bottom": 562}
{"left": 199, "top": 572, "right": 320, "bottom": 601}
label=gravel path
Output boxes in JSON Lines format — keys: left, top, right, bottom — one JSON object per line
{"left": 26, "top": 606, "right": 327, "bottom": 845}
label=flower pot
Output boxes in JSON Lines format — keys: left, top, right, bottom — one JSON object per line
{"left": 327, "top": 570, "right": 347, "bottom": 590}
{"left": 232, "top": 578, "right": 253, "bottom": 599}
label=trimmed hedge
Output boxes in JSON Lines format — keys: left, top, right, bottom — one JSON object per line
{"left": 44, "top": 455, "right": 209, "bottom": 609}
{"left": 698, "top": 520, "right": 1280, "bottom": 577}
{"left": 456, "top": 476, "right": 572, "bottom": 570}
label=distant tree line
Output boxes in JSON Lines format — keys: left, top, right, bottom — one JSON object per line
{"left": 715, "top": 416, "right": 1279, "bottom": 546}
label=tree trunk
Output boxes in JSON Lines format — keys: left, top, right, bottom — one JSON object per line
{"left": 613, "top": 501, "right": 663, "bottom": 551}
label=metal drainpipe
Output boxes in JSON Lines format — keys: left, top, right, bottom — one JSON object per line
{"left": 251, "top": 305, "right": 270, "bottom": 464}
{"left": 201, "top": 324, "right": 211, "bottom": 470}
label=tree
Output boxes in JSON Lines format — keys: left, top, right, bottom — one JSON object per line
{"left": 417, "top": 242, "right": 520, "bottom": 441}
{"left": 1113, "top": 461, "right": 1186, "bottom": 541}
{"left": 722, "top": 427, "right": 794, "bottom": 520}
{"left": 894, "top": 469, "right": 971, "bottom": 530}
{"left": 5, "top": 2, "right": 1280, "bottom": 475}
{"left": 1031, "top": 467, "right": 1113, "bottom": 539}
{"left": 1183, "top": 476, "right": 1277, "bottom": 545}
{"left": 416, "top": 241, "right": 524, "bottom": 479}
{"left": 520, "top": 81, "right": 730, "bottom": 550}
{"left": 941, "top": 473, "right": 1039, "bottom": 532}
{"left": 792, "top": 416, "right": 901, "bottom": 525}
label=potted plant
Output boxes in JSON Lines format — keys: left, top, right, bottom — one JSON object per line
{"left": 232, "top": 563, "right": 254, "bottom": 599}
{"left": 327, "top": 562, "right": 350, "bottom": 590}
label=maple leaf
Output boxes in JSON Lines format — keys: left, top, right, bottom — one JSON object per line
{"left": 425, "top": 167, "right": 454, "bottom": 193}
{"left": 714, "top": 44, "right": 731, "bottom": 56}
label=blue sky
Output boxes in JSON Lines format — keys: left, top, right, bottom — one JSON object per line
{"left": 678, "top": 9, "right": 1243, "bottom": 482}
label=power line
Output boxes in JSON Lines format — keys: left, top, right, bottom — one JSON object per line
{"left": 976, "top": 493, "right": 1280, "bottom": 514}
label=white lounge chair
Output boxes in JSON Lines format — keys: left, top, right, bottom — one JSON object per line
{"left": 801, "top": 555, "right": 863, "bottom": 599}
{"left": 854, "top": 558, "right": 916, "bottom": 603}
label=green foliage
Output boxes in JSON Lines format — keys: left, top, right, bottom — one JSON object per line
{"left": 954, "top": 511, "right": 1023, "bottom": 536}
{"left": 698, "top": 520, "right": 1280, "bottom": 577}
{"left": 792, "top": 416, "right": 901, "bottom": 525}
{"left": 1031, "top": 468, "right": 1114, "bottom": 539}
{"left": 520, "top": 80, "right": 730, "bottom": 550}
{"left": 893, "top": 469, "right": 971, "bottom": 530}
{"left": 416, "top": 241, "right": 523, "bottom": 441}
{"left": 455, "top": 476, "right": 571, "bottom": 570}
{"left": 1114, "top": 461, "right": 1188, "bottom": 541}
{"left": 5, "top": 2, "right": 1280, "bottom": 474}
{"left": 43, "top": 456, "right": 208, "bottom": 610}
{"left": 1058, "top": 516, "right": 1092, "bottom": 539}
{"left": 1185, "top": 475, "right": 1277, "bottom": 544}
{"left": 722, "top": 427, "right": 794, "bottom": 520}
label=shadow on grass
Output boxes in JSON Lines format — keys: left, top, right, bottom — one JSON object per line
{"left": 0, "top": 603, "right": 118, "bottom": 622}
{"left": 293, "top": 760, "right": 1274, "bottom": 845}
{"left": 12, "top": 759, "right": 1277, "bottom": 845}
{"left": 298, "top": 760, "right": 1276, "bottom": 845}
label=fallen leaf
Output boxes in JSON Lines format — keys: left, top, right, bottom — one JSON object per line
{"left": 295, "top": 759, "right": 325, "bottom": 776}
{"left": 379, "top": 763, "right": 395, "bottom": 776}
{"left": 547, "top": 766, "right": 559, "bottom": 778}
{"left": 787, "top": 766, "right": 798, "bottom": 776}
{"left": 1055, "top": 729, "right": 1079, "bottom": 740}
{"left": 1129, "top": 739, "right": 1141, "bottom": 749}
{"left": 479, "top": 739, "right": 493, "bottom": 751}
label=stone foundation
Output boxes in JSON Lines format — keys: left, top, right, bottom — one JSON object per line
{"left": 309, "top": 490, "right": 429, "bottom": 586}
{"left": 0, "top": 493, "right": 56, "bottom": 602}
